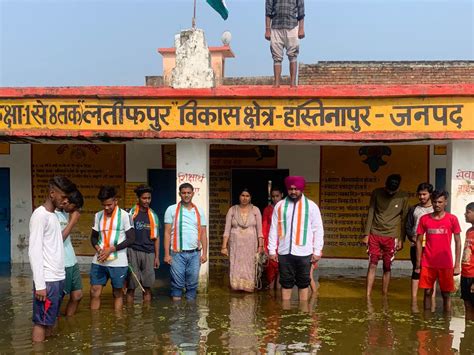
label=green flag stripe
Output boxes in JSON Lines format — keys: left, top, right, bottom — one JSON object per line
{"left": 206, "top": 0, "right": 228, "bottom": 20}
{"left": 179, "top": 204, "right": 183, "bottom": 251}
{"left": 98, "top": 211, "right": 104, "bottom": 246}
{"left": 302, "top": 197, "right": 309, "bottom": 246}
{"left": 151, "top": 210, "right": 159, "bottom": 228}
{"left": 283, "top": 198, "right": 289, "bottom": 236}
{"left": 112, "top": 208, "right": 121, "bottom": 259}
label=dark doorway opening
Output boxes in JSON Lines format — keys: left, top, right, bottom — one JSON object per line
{"left": 0, "top": 168, "right": 10, "bottom": 263}
{"left": 148, "top": 169, "right": 176, "bottom": 272}
{"left": 231, "top": 169, "right": 289, "bottom": 213}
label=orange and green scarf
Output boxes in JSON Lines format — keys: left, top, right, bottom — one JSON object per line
{"left": 277, "top": 196, "right": 309, "bottom": 246}
{"left": 172, "top": 202, "right": 201, "bottom": 252}
{"left": 98, "top": 206, "right": 121, "bottom": 260}
{"left": 129, "top": 205, "right": 159, "bottom": 240}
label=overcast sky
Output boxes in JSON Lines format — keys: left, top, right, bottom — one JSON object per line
{"left": 1, "top": 0, "right": 473, "bottom": 87}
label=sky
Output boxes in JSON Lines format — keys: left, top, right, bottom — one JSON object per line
{"left": 0, "top": 0, "right": 473, "bottom": 87}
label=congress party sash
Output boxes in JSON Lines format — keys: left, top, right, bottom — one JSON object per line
{"left": 129, "top": 205, "right": 159, "bottom": 240}
{"left": 172, "top": 202, "right": 201, "bottom": 252}
{"left": 98, "top": 206, "right": 121, "bottom": 260}
{"left": 277, "top": 196, "right": 309, "bottom": 246}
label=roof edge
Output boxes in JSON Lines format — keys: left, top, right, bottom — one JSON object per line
{"left": 0, "top": 84, "right": 473, "bottom": 99}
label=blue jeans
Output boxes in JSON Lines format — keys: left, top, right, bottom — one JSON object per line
{"left": 170, "top": 250, "right": 200, "bottom": 300}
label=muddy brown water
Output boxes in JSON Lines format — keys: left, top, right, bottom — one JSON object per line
{"left": 0, "top": 265, "right": 472, "bottom": 354}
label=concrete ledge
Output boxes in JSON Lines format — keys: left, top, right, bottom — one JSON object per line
{"left": 1, "top": 83, "right": 473, "bottom": 98}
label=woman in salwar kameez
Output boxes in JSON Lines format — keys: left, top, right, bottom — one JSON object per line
{"left": 221, "top": 189, "right": 264, "bottom": 292}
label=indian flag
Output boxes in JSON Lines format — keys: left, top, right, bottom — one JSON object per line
{"left": 206, "top": 0, "right": 229, "bottom": 20}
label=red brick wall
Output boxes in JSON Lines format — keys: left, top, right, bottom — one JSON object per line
{"left": 223, "top": 76, "right": 290, "bottom": 86}
{"left": 146, "top": 75, "right": 290, "bottom": 86}
{"left": 145, "top": 76, "right": 164, "bottom": 87}
{"left": 147, "top": 61, "right": 473, "bottom": 86}
{"left": 298, "top": 61, "right": 474, "bottom": 85}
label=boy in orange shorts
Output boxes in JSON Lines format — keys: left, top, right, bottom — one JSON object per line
{"left": 415, "top": 190, "right": 462, "bottom": 312}
{"left": 461, "top": 202, "right": 474, "bottom": 320}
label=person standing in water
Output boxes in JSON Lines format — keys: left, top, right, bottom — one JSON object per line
{"left": 29, "top": 176, "right": 76, "bottom": 342}
{"left": 127, "top": 185, "right": 160, "bottom": 304}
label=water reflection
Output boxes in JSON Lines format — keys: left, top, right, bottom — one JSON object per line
{"left": 416, "top": 318, "right": 454, "bottom": 354}
{"left": 168, "top": 302, "right": 203, "bottom": 352}
{"left": 260, "top": 294, "right": 321, "bottom": 353}
{"left": 460, "top": 321, "right": 474, "bottom": 353}
{"left": 363, "top": 298, "right": 396, "bottom": 354}
{"left": 1, "top": 264, "right": 474, "bottom": 353}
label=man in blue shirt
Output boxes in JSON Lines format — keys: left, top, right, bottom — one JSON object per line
{"left": 164, "top": 183, "right": 208, "bottom": 301}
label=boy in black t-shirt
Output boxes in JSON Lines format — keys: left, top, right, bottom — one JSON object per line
{"left": 127, "top": 185, "right": 160, "bottom": 303}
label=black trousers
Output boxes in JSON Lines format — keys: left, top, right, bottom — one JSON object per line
{"left": 278, "top": 254, "right": 312, "bottom": 289}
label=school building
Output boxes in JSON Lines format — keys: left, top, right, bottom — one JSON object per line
{"left": 1, "top": 29, "right": 473, "bottom": 286}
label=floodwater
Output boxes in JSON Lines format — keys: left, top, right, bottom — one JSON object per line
{"left": 1, "top": 264, "right": 473, "bottom": 354}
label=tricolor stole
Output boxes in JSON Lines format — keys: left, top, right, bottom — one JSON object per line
{"left": 277, "top": 196, "right": 310, "bottom": 246}
{"left": 98, "top": 206, "right": 122, "bottom": 261}
{"left": 172, "top": 202, "right": 201, "bottom": 252}
{"left": 129, "top": 205, "right": 159, "bottom": 240}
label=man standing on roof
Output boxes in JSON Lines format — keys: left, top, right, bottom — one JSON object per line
{"left": 265, "top": 0, "right": 305, "bottom": 87}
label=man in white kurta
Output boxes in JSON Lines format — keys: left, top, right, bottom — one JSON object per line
{"left": 269, "top": 176, "right": 324, "bottom": 301}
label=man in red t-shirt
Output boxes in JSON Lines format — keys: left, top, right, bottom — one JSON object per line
{"left": 415, "top": 190, "right": 462, "bottom": 312}
{"left": 262, "top": 186, "right": 283, "bottom": 290}
{"left": 461, "top": 202, "right": 474, "bottom": 320}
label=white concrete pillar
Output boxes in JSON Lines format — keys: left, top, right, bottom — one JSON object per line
{"left": 176, "top": 141, "right": 210, "bottom": 291}
{"left": 446, "top": 141, "right": 474, "bottom": 275}
{"left": 170, "top": 29, "right": 215, "bottom": 89}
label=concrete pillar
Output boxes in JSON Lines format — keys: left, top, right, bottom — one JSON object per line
{"left": 446, "top": 141, "right": 474, "bottom": 276}
{"left": 170, "top": 28, "right": 213, "bottom": 291}
{"left": 176, "top": 141, "right": 210, "bottom": 291}
{"left": 159, "top": 45, "right": 234, "bottom": 87}
{"left": 170, "top": 29, "right": 215, "bottom": 89}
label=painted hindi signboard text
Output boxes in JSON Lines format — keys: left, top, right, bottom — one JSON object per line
{"left": 1, "top": 98, "right": 471, "bottom": 140}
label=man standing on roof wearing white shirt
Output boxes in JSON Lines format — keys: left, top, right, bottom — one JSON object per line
{"left": 29, "top": 176, "right": 76, "bottom": 342}
{"left": 268, "top": 176, "right": 324, "bottom": 301}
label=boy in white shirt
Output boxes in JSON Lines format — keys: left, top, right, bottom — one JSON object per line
{"left": 90, "top": 186, "right": 135, "bottom": 311}
{"left": 29, "top": 176, "right": 76, "bottom": 342}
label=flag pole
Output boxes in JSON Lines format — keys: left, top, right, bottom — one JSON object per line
{"left": 192, "top": 0, "right": 197, "bottom": 28}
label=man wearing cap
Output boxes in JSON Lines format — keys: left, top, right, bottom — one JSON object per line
{"left": 363, "top": 174, "right": 409, "bottom": 297}
{"left": 268, "top": 176, "right": 324, "bottom": 301}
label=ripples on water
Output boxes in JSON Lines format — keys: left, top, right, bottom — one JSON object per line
{"left": 0, "top": 265, "right": 473, "bottom": 354}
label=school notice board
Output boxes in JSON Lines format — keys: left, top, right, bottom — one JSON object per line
{"left": 32, "top": 144, "right": 125, "bottom": 256}
{"left": 320, "top": 145, "right": 428, "bottom": 259}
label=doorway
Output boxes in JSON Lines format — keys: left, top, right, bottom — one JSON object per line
{"left": 0, "top": 168, "right": 11, "bottom": 263}
{"left": 231, "top": 169, "right": 289, "bottom": 213}
{"left": 148, "top": 169, "right": 176, "bottom": 271}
